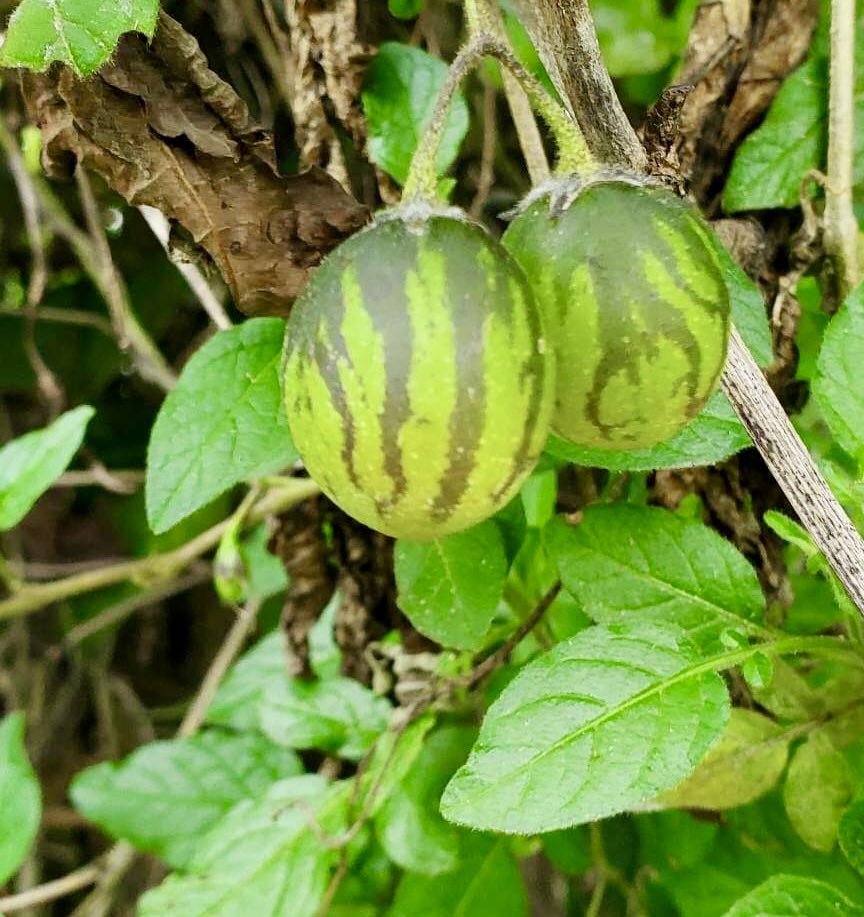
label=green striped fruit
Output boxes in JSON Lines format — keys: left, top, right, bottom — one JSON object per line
{"left": 283, "top": 209, "right": 555, "bottom": 540}
{"left": 503, "top": 175, "right": 730, "bottom": 450}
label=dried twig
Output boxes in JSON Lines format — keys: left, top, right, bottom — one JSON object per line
{"left": 0, "top": 117, "right": 64, "bottom": 418}
{"left": 0, "top": 306, "right": 114, "bottom": 337}
{"left": 54, "top": 467, "right": 145, "bottom": 494}
{"left": 0, "top": 862, "right": 103, "bottom": 913}
{"left": 469, "top": 79, "right": 499, "bottom": 219}
{"left": 177, "top": 598, "right": 261, "bottom": 737}
{"left": 58, "top": 566, "right": 211, "bottom": 652}
{"left": 70, "top": 596, "right": 263, "bottom": 916}
{"left": 722, "top": 329, "right": 864, "bottom": 614}
{"left": 75, "top": 169, "right": 178, "bottom": 392}
{"left": 824, "top": 0, "right": 860, "bottom": 298}
{"left": 137, "top": 206, "right": 232, "bottom": 331}
{"left": 466, "top": 0, "right": 550, "bottom": 185}
{"left": 0, "top": 480, "right": 321, "bottom": 620}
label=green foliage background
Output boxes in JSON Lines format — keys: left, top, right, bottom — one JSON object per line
{"left": 1, "top": 0, "right": 864, "bottom": 915}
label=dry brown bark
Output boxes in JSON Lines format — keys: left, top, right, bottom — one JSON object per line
{"left": 677, "top": 0, "right": 820, "bottom": 205}
{"left": 282, "top": 0, "right": 371, "bottom": 185}
{"left": 268, "top": 498, "right": 336, "bottom": 679}
{"left": 20, "top": 12, "right": 368, "bottom": 318}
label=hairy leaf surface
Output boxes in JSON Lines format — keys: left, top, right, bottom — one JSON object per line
{"left": 441, "top": 620, "right": 730, "bottom": 833}
{"left": 146, "top": 320, "right": 295, "bottom": 534}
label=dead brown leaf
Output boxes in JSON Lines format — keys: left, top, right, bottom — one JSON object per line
{"left": 284, "top": 0, "right": 372, "bottom": 186}
{"left": 20, "top": 12, "right": 368, "bottom": 317}
{"left": 678, "top": 0, "right": 819, "bottom": 206}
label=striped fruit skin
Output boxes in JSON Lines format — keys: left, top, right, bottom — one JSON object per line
{"left": 503, "top": 178, "right": 730, "bottom": 450}
{"left": 283, "top": 211, "right": 555, "bottom": 540}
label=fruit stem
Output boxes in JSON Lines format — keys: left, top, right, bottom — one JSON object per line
{"left": 402, "top": 33, "right": 595, "bottom": 203}
{"left": 463, "top": 0, "right": 551, "bottom": 184}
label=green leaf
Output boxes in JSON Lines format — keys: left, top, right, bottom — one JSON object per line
{"left": 441, "top": 619, "right": 730, "bottom": 833}
{"left": 394, "top": 521, "right": 508, "bottom": 650}
{"left": 0, "top": 713, "right": 41, "bottom": 887}
{"left": 520, "top": 468, "right": 558, "bottom": 528}
{"left": 388, "top": 0, "right": 425, "bottom": 19}
{"left": 784, "top": 732, "right": 852, "bottom": 852}
{"left": 146, "top": 319, "right": 296, "bottom": 534}
{"left": 359, "top": 714, "right": 436, "bottom": 820}
{"left": 724, "top": 8, "right": 864, "bottom": 215}
{"left": 591, "top": 0, "right": 682, "bottom": 77}
{"left": 308, "top": 591, "right": 344, "bottom": 681}
{"left": 389, "top": 835, "right": 528, "bottom": 917}
{"left": 0, "top": 0, "right": 159, "bottom": 75}
{"left": 240, "top": 524, "right": 289, "bottom": 604}
{"left": 70, "top": 730, "right": 301, "bottom": 869}
{"left": 839, "top": 799, "right": 864, "bottom": 877}
{"left": 546, "top": 390, "right": 751, "bottom": 472}
{"left": 0, "top": 405, "right": 94, "bottom": 530}
{"left": 655, "top": 709, "right": 789, "bottom": 811}
{"left": 260, "top": 676, "right": 391, "bottom": 761}
{"left": 637, "top": 810, "right": 719, "bottom": 871}
{"left": 723, "top": 60, "right": 826, "bottom": 213}
{"left": 139, "top": 776, "right": 348, "bottom": 917}
{"left": 813, "top": 284, "right": 864, "bottom": 466}
{"left": 207, "top": 632, "right": 390, "bottom": 760}
{"left": 722, "top": 875, "right": 862, "bottom": 916}
{"left": 750, "top": 658, "right": 823, "bottom": 722}
{"left": 546, "top": 505, "right": 766, "bottom": 650}
{"left": 715, "top": 242, "right": 774, "bottom": 368}
{"left": 362, "top": 43, "right": 470, "bottom": 185}
{"left": 207, "top": 631, "right": 286, "bottom": 733}
{"left": 375, "top": 725, "right": 474, "bottom": 875}
{"left": 742, "top": 651, "right": 774, "bottom": 691}
{"left": 764, "top": 510, "right": 820, "bottom": 559}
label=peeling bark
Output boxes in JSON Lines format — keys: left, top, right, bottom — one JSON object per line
{"left": 21, "top": 13, "right": 368, "bottom": 318}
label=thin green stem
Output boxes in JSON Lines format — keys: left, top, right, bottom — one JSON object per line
{"left": 0, "top": 480, "right": 320, "bottom": 621}
{"left": 708, "top": 635, "right": 864, "bottom": 675}
{"left": 586, "top": 823, "right": 608, "bottom": 917}
{"left": 464, "top": 0, "right": 550, "bottom": 184}
{"left": 402, "top": 33, "right": 594, "bottom": 202}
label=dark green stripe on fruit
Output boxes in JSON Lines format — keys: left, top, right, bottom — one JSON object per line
{"left": 503, "top": 179, "right": 730, "bottom": 451}
{"left": 283, "top": 212, "right": 554, "bottom": 540}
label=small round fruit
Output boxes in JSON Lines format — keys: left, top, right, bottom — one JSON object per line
{"left": 503, "top": 174, "right": 730, "bottom": 450}
{"left": 283, "top": 209, "right": 555, "bottom": 541}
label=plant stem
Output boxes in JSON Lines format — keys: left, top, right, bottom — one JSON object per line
{"left": 0, "top": 306, "right": 114, "bottom": 337}
{"left": 586, "top": 823, "right": 608, "bottom": 917}
{"left": 178, "top": 599, "right": 261, "bottom": 737}
{"left": 0, "top": 862, "right": 102, "bottom": 913}
{"left": 508, "top": 0, "right": 647, "bottom": 170}
{"left": 824, "top": 0, "right": 860, "bottom": 298}
{"left": 75, "top": 169, "right": 178, "bottom": 392}
{"left": 464, "top": 0, "right": 550, "bottom": 185}
{"left": 722, "top": 329, "right": 864, "bottom": 617}
{"left": 402, "top": 34, "right": 593, "bottom": 202}
{"left": 711, "top": 634, "right": 863, "bottom": 675}
{"left": 0, "top": 480, "right": 321, "bottom": 621}
{"left": 463, "top": 581, "right": 562, "bottom": 688}
{"left": 0, "top": 117, "right": 65, "bottom": 419}
{"left": 512, "top": 0, "right": 864, "bottom": 620}
{"left": 69, "top": 594, "right": 268, "bottom": 916}
{"left": 58, "top": 567, "right": 210, "bottom": 651}
{"left": 138, "top": 206, "right": 232, "bottom": 330}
